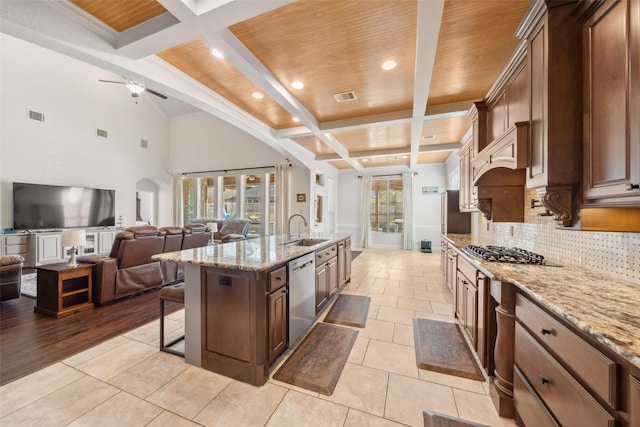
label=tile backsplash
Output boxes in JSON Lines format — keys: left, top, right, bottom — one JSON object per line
{"left": 474, "top": 189, "right": 640, "bottom": 285}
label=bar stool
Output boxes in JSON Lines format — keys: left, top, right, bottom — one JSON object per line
{"left": 159, "top": 283, "right": 185, "bottom": 357}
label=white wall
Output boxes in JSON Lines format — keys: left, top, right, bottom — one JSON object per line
{"left": 0, "top": 34, "right": 171, "bottom": 229}
{"left": 337, "top": 163, "right": 447, "bottom": 250}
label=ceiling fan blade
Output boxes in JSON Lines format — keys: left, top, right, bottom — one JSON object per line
{"left": 145, "top": 88, "right": 168, "bottom": 100}
{"left": 98, "top": 79, "right": 125, "bottom": 84}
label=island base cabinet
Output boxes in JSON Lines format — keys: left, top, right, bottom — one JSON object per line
{"left": 202, "top": 269, "right": 262, "bottom": 385}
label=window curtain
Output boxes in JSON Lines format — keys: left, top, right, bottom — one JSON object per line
{"left": 360, "top": 175, "right": 372, "bottom": 248}
{"left": 171, "top": 172, "right": 184, "bottom": 226}
{"left": 402, "top": 172, "right": 414, "bottom": 250}
{"left": 275, "top": 163, "right": 289, "bottom": 236}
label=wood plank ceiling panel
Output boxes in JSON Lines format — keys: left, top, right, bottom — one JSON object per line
{"left": 332, "top": 123, "right": 412, "bottom": 153}
{"left": 157, "top": 39, "right": 295, "bottom": 129}
{"left": 70, "top": 0, "right": 167, "bottom": 32}
{"left": 328, "top": 160, "right": 353, "bottom": 170}
{"left": 362, "top": 156, "right": 410, "bottom": 169}
{"left": 230, "top": 0, "right": 418, "bottom": 123}
{"left": 427, "top": 0, "right": 531, "bottom": 107}
{"left": 292, "top": 136, "right": 336, "bottom": 156}
{"left": 417, "top": 152, "right": 452, "bottom": 164}
{"left": 420, "top": 116, "right": 472, "bottom": 146}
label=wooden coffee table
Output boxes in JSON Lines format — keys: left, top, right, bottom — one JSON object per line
{"left": 34, "top": 263, "right": 94, "bottom": 317}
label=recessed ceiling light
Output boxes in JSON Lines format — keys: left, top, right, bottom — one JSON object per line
{"left": 209, "top": 47, "right": 224, "bottom": 59}
{"left": 381, "top": 60, "right": 397, "bottom": 71}
{"left": 252, "top": 92, "right": 264, "bottom": 99}
{"left": 291, "top": 81, "right": 304, "bottom": 89}
{"left": 361, "top": 159, "right": 369, "bottom": 162}
{"left": 402, "top": 155, "right": 409, "bottom": 159}
{"left": 292, "top": 116, "right": 300, "bottom": 122}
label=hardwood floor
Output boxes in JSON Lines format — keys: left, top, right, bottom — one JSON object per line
{"left": 0, "top": 289, "right": 182, "bottom": 386}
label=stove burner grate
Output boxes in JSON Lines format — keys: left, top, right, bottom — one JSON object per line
{"left": 464, "top": 245, "right": 546, "bottom": 265}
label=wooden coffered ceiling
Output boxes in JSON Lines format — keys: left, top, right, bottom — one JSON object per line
{"left": 67, "top": 0, "right": 531, "bottom": 171}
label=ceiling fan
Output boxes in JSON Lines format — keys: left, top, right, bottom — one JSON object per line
{"left": 98, "top": 77, "right": 167, "bottom": 99}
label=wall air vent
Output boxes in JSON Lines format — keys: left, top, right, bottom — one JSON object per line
{"left": 27, "top": 110, "right": 45, "bottom": 122}
{"left": 333, "top": 91, "right": 357, "bottom": 103}
{"left": 141, "top": 139, "right": 148, "bottom": 148}
{"left": 97, "top": 129, "right": 108, "bottom": 138}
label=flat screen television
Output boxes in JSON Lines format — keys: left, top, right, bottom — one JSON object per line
{"left": 13, "top": 182, "right": 115, "bottom": 230}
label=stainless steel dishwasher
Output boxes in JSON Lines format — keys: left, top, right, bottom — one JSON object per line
{"left": 288, "top": 252, "right": 316, "bottom": 346}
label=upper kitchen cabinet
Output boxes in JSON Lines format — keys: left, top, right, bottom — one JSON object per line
{"left": 466, "top": 45, "right": 529, "bottom": 223}
{"left": 582, "top": 0, "right": 640, "bottom": 207}
{"left": 519, "top": 0, "right": 583, "bottom": 226}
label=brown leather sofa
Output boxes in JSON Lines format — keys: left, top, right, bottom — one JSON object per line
{"left": 81, "top": 224, "right": 210, "bottom": 305}
{"left": 0, "top": 255, "right": 24, "bottom": 301}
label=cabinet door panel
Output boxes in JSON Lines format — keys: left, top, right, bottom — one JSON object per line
{"left": 205, "top": 271, "right": 252, "bottom": 362}
{"left": 631, "top": 375, "right": 640, "bottom": 427}
{"left": 584, "top": 0, "right": 640, "bottom": 201}
{"left": 268, "top": 288, "right": 287, "bottom": 364}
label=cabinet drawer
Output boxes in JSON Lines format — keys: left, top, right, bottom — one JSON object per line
{"left": 515, "top": 323, "right": 615, "bottom": 427}
{"left": 5, "top": 244, "right": 26, "bottom": 255}
{"left": 514, "top": 366, "right": 559, "bottom": 427}
{"left": 457, "top": 254, "right": 477, "bottom": 283}
{"left": 516, "top": 294, "right": 616, "bottom": 406}
{"left": 315, "top": 245, "right": 337, "bottom": 265}
{"left": 268, "top": 266, "right": 287, "bottom": 292}
{"left": 344, "top": 238, "right": 351, "bottom": 249}
{"left": 5, "top": 235, "right": 27, "bottom": 245}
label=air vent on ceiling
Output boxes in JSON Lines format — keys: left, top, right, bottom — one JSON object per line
{"left": 141, "top": 139, "right": 148, "bottom": 149}
{"left": 422, "top": 134, "right": 435, "bottom": 141}
{"left": 97, "top": 129, "right": 108, "bottom": 138}
{"left": 27, "top": 110, "right": 45, "bottom": 122}
{"left": 333, "top": 91, "right": 357, "bottom": 103}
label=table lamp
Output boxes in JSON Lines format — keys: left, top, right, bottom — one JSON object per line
{"left": 61, "top": 229, "right": 86, "bottom": 267}
{"left": 206, "top": 222, "right": 218, "bottom": 243}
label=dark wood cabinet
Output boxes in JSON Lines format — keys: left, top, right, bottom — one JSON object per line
{"left": 327, "top": 257, "right": 338, "bottom": 297}
{"left": 337, "top": 240, "right": 346, "bottom": 287}
{"left": 522, "top": 1, "right": 583, "bottom": 226}
{"left": 458, "top": 135, "right": 477, "bottom": 212}
{"left": 455, "top": 266, "right": 478, "bottom": 348}
{"left": 344, "top": 238, "right": 351, "bottom": 283}
{"left": 315, "top": 262, "right": 328, "bottom": 312}
{"left": 445, "top": 245, "right": 457, "bottom": 294}
{"left": 268, "top": 286, "right": 287, "bottom": 365}
{"left": 204, "top": 269, "right": 253, "bottom": 363}
{"left": 268, "top": 265, "right": 288, "bottom": 365}
{"left": 514, "top": 293, "right": 618, "bottom": 427}
{"left": 631, "top": 376, "right": 640, "bottom": 427}
{"left": 582, "top": 0, "right": 640, "bottom": 206}
{"left": 441, "top": 191, "right": 471, "bottom": 234}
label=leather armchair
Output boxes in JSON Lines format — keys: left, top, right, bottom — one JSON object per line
{"left": 0, "top": 255, "right": 24, "bottom": 301}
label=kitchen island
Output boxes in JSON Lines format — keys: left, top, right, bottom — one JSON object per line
{"left": 152, "top": 233, "right": 351, "bottom": 386}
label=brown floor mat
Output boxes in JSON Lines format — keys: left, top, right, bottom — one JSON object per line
{"left": 273, "top": 323, "right": 358, "bottom": 395}
{"left": 413, "top": 318, "right": 484, "bottom": 381}
{"left": 323, "top": 294, "right": 371, "bottom": 328}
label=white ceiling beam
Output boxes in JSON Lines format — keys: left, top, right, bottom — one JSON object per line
{"left": 316, "top": 142, "right": 463, "bottom": 161}
{"left": 409, "top": 0, "right": 445, "bottom": 170}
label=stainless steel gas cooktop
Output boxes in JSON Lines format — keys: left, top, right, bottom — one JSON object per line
{"left": 464, "top": 245, "right": 547, "bottom": 265}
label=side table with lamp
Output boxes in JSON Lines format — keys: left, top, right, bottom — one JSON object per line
{"left": 34, "top": 229, "right": 94, "bottom": 317}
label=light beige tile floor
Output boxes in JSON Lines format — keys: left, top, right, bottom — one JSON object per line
{"left": 0, "top": 249, "right": 515, "bottom": 427}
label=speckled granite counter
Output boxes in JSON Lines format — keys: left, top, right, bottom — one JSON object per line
{"left": 152, "top": 233, "right": 351, "bottom": 271}
{"left": 443, "top": 234, "right": 640, "bottom": 370}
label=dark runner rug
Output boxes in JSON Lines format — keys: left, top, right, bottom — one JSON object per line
{"left": 323, "top": 294, "right": 371, "bottom": 328}
{"left": 273, "top": 323, "right": 358, "bottom": 395}
{"left": 413, "top": 318, "right": 484, "bottom": 381}
{"left": 351, "top": 250, "right": 362, "bottom": 261}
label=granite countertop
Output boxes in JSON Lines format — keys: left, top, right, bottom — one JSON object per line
{"left": 152, "top": 233, "right": 351, "bottom": 272}
{"left": 444, "top": 234, "right": 640, "bottom": 370}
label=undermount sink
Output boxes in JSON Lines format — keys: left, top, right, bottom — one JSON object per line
{"left": 283, "top": 238, "right": 329, "bottom": 247}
